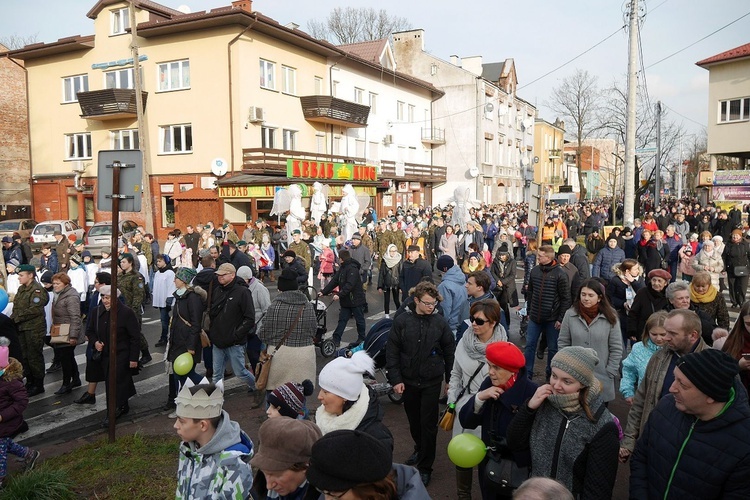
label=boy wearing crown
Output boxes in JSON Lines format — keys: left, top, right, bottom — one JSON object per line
{"left": 174, "top": 378, "right": 254, "bottom": 499}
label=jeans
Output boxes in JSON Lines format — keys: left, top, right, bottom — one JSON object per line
{"left": 332, "top": 305, "right": 366, "bottom": 345}
{"left": 212, "top": 344, "right": 256, "bottom": 389}
{"left": 158, "top": 306, "right": 170, "bottom": 342}
{"left": 402, "top": 383, "right": 441, "bottom": 473}
{"left": 524, "top": 320, "right": 560, "bottom": 379}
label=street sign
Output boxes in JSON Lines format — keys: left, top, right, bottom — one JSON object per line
{"left": 636, "top": 147, "right": 657, "bottom": 154}
{"left": 97, "top": 150, "right": 143, "bottom": 212}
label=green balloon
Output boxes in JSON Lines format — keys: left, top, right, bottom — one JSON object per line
{"left": 173, "top": 352, "right": 193, "bottom": 376}
{"left": 447, "top": 433, "right": 487, "bottom": 468}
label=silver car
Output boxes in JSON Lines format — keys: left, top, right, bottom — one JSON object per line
{"left": 86, "top": 220, "right": 139, "bottom": 257}
{"left": 30, "top": 220, "right": 85, "bottom": 252}
{"left": 0, "top": 219, "right": 38, "bottom": 242}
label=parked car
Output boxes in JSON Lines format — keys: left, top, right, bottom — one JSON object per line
{"left": 29, "top": 220, "right": 85, "bottom": 252}
{"left": 85, "top": 220, "right": 138, "bottom": 257}
{"left": 0, "top": 219, "right": 38, "bottom": 242}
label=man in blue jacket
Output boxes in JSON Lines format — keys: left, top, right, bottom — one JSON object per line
{"left": 436, "top": 255, "right": 468, "bottom": 337}
{"left": 630, "top": 348, "right": 750, "bottom": 499}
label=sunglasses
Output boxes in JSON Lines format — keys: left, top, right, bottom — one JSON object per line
{"left": 470, "top": 316, "right": 488, "bottom": 326}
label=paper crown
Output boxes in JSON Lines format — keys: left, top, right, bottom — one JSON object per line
{"left": 174, "top": 377, "right": 224, "bottom": 419}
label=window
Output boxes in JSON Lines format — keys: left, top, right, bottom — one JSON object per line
{"left": 261, "top": 126, "right": 276, "bottom": 148}
{"left": 408, "top": 104, "right": 415, "bottom": 123}
{"left": 282, "top": 66, "right": 296, "bottom": 95}
{"left": 112, "top": 129, "right": 139, "bottom": 150}
{"left": 160, "top": 124, "right": 192, "bottom": 154}
{"left": 282, "top": 129, "right": 297, "bottom": 151}
{"left": 719, "top": 97, "right": 750, "bottom": 123}
{"left": 105, "top": 68, "right": 135, "bottom": 89}
{"left": 354, "top": 87, "right": 364, "bottom": 104}
{"left": 333, "top": 135, "right": 342, "bottom": 155}
{"left": 397, "top": 101, "right": 405, "bottom": 121}
{"left": 158, "top": 59, "right": 190, "bottom": 91}
{"left": 484, "top": 139, "right": 492, "bottom": 164}
{"left": 111, "top": 7, "right": 130, "bottom": 35}
{"left": 369, "top": 92, "right": 378, "bottom": 114}
{"left": 332, "top": 80, "right": 339, "bottom": 97}
{"left": 179, "top": 183, "right": 194, "bottom": 192}
{"left": 260, "top": 59, "right": 275, "bottom": 90}
{"left": 316, "top": 133, "right": 326, "bottom": 154}
{"left": 315, "top": 76, "right": 324, "bottom": 95}
{"left": 369, "top": 141, "right": 379, "bottom": 161}
{"left": 62, "top": 74, "right": 89, "bottom": 103}
{"left": 355, "top": 139, "right": 366, "bottom": 158}
{"left": 65, "top": 133, "right": 92, "bottom": 159}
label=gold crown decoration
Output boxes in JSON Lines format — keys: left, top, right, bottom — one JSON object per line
{"left": 174, "top": 377, "right": 224, "bottom": 419}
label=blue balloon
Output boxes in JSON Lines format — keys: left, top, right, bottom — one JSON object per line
{"left": 0, "top": 288, "right": 8, "bottom": 312}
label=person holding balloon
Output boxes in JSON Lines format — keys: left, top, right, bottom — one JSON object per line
{"left": 165, "top": 267, "right": 204, "bottom": 418}
{"left": 506, "top": 346, "right": 619, "bottom": 499}
{"left": 457, "top": 341, "right": 537, "bottom": 499}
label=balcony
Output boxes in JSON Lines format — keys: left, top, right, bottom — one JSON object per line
{"left": 549, "top": 175, "right": 563, "bottom": 185}
{"left": 421, "top": 127, "right": 446, "bottom": 145}
{"left": 77, "top": 89, "right": 148, "bottom": 120}
{"left": 548, "top": 149, "right": 562, "bottom": 159}
{"left": 299, "top": 95, "right": 370, "bottom": 127}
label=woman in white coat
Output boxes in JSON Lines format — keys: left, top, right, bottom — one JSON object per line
{"left": 447, "top": 299, "right": 507, "bottom": 499}
{"left": 558, "top": 278, "right": 623, "bottom": 403}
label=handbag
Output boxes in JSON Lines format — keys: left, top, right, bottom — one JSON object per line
{"left": 175, "top": 303, "right": 210, "bottom": 349}
{"left": 255, "top": 307, "right": 304, "bottom": 391}
{"left": 50, "top": 324, "right": 71, "bottom": 344}
{"left": 484, "top": 452, "right": 528, "bottom": 494}
{"left": 733, "top": 265, "right": 749, "bottom": 277}
{"left": 439, "top": 362, "right": 485, "bottom": 431}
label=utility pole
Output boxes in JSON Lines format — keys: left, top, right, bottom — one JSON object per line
{"left": 129, "top": 1, "right": 154, "bottom": 233}
{"left": 623, "top": 0, "right": 639, "bottom": 226}
{"left": 654, "top": 101, "right": 662, "bottom": 206}
{"left": 677, "top": 133, "right": 683, "bottom": 199}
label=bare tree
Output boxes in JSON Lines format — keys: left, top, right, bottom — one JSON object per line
{"left": 547, "top": 69, "right": 602, "bottom": 200}
{"left": 0, "top": 34, "right": 39, "bottom": 51}
{"left": 307, "top": 7, "right": 411, "bottom": 44}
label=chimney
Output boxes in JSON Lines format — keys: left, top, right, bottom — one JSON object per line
{"left": 231, "top": 0, "right": 253, "bottom": 13}
{"left": 450, "top": 55, "right": 459, "bottom": 66}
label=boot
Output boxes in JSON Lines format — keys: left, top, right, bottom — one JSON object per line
{"left": 140, "top": 349, "right": 152, "bottom": 365}
{"left": 269, "top": 272, "right": 275, "bottom": 282}
{"left": 456, "top": 466, "right": 473, "bottom": 500}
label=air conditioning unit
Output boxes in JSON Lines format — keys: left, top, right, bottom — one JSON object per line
{"left": 382, "top": 134, "right": 393, "bottom": 146}
{"left": 70, "top": 161, "right": 86, "bottom": 173}
{"left": 248, "top": 106, "right": 264, "bottom": 123}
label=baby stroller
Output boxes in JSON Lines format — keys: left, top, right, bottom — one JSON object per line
{"left": 308, "top": 287, "right": 337, "bottom": 358}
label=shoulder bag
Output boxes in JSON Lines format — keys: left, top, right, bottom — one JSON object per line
{"left": 733, "top": 265, "right": 749, "bottom": 277}
{"left": 439, "top": 362, "right": 485, "bottom": 431}
{"left": 484, "top": 406, "right": 529, "bottom": 494}
{"left": 255, "top": 306, "right": 304, "bottom": 391}
{"left": 50, "top": 324, "right": 71, "bottom": 344}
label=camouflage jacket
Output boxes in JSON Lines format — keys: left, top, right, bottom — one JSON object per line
{"left": 117, "top": 270, "right": 145, "bottom": 311}
{"left": 360, "top": 231, "right": 376, "bottom": 255}
{"left": 10, "top": 280, "right": 49, "bottom": 332}
{"left": 176, "top": 412, "right": 254, "bottom": 500}
{"left": 288, "top": 241, "right": 312, "bottom": 271}
{"left": 374, "top": 230, "right": 392, "bottom": 257}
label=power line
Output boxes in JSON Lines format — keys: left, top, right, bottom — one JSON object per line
{"left": 645, "top": 9, "right": 750, "bottom": 69}
{"left": 660, "top": 103, "right": 707, "bottom": 130}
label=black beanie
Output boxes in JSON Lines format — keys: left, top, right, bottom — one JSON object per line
{"left": 307, "top": 430, "right": 392, "bottom": 491}
{"left": 277, "top": 268, "right": 299, "bottom": 292}
{"left": 677, "top": 349, "right": 739, "bottom": 402}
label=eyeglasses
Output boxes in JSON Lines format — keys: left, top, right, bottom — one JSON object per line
{"left": 315, "top": 487, "right": 350, "bottom": 498}
{"left": 418, "top": 298, "right": 438, "bottom": 308}
{"left": 470, "top": 316, "right": 488, "bottom": 326}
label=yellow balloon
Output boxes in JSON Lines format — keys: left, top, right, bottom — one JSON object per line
{"left": 173, "top": 352, "right": 193, "bottom": 376}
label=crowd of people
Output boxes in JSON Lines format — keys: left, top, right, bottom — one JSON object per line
{"left": 1, "top": 196, "right": 750, "bottom": 498}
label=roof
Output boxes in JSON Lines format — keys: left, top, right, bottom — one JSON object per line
{"left": 338, "top": 39, "right": 389, "bottom": 64}
{"left": 86, "top": 0, "right": 182, "bottom": 20}
{"left": 5, "top": 35, "right": 95, "bottom": 60}
{"left": 696, "top": 42, "right": 750, "bottom": 67}
{"left": 172, "top": 187, "right": 218, "bottom": 201}
{"left": 481, "top": 59, "right": 514, "bottom": 82}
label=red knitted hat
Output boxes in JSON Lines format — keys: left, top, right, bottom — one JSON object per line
{"left": 486, "top": 342, "right": 525, "bottom": 372}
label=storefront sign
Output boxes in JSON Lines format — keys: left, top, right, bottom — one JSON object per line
{"left": 713, "top": 170, "right": 750, "bottom": 186}
{"left": 409, "top": 182, "right": 421, "bottom": 190}
{"left": 713, "top": 186, "right": 750, "bottom": 201}
{"left": 218, "top": 184, "right": 375, "bottom": 199}
{"left": 287, "top": 159, "right": 378, "bottom": 181}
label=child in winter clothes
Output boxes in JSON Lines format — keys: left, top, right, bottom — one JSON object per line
{"left": 619, "top": 311, "right": 668, "bottom": 404}
{"left": 266, "top": 379, "right": 314, "bottom": 420}
{"left": 677, "top": 245, "right": 696, "bottom": 282}
{"left": 0, "top": 338, "right": 40, "bottom": 487}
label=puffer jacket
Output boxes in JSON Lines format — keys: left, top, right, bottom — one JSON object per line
{"left": 386, "top": 303, "right": 455, "bottom": 388}
{"left": 593, "top": 245, "right": 626, "bottom": 281}
{"left": 526, "top": 260, "right": 571, "bottom": 323}
{"left": 51, "top": 285, "right": 84, "bottom": 346}
{"left": 438, "top": 265, "right": 469, "bottom": 332}
{"left": 321, "top": 258, "right": 365, "bottom": 308}
{"left": 620, "top": 339, "right": 660, "bottom": 400}
{"left": 0, "top": 358, "right": 27, "bottom": 437}
{"left": 630, "top": 380, "right": 750, "bottom": 499}
{"left": 398, "top": 256, "right": 432, "bottom": 299}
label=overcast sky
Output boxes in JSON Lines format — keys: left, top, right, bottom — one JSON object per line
{"left": 2, "top": 0, "right": 748, "bottom": 144}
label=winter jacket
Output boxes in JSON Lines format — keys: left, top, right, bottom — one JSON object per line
{"left": 176, "top": 411, "right": 254, "bottom": 499}
{"left": 41, "top": 250, "right": 59, "bottom": 274}
{"left": 627, "top": 283, "right": 669, "bottom": 339}
{"left": 51, "top": 284, "right": 83, "bottom": 347}
{"left": 321, "top": 258, "right": 366, "bottom": 308}
{"left": 526, "top": 260, "right": 571, "bottom": 324}
{"left": 229, "top": 248, "right": 253, "bottom": 270}
{"left": 722, "top": 240, "right": 750, "bottom": 276}
{"left": 522, "top": 251, "right": 536, "bottom": 296}
{"left": 630, "top": 380, "right": 750, "bottom": 500}
{"left": 315, "top": 385, "right": 394, "bottom": 451}
{"left": 386, "top": 303, "right": 455, "bottom": 388}
{"left": 490, "top": 253, "right": 518, "bottom": 303}
{"left": 439, "top": 233, "right": 458, "bottom": 261}
{"left": 348, "top": 243, "right": 372, "bottom": 271}
{"left": 461, "top": 258, "right": 496, "bottom": 291}
{"left": 607, "top": 276, "right": 645, "bottom": 315}
{"left": 438, "top": 265, "right": 469, "bottom": 332}
{"left": 285, "top": 257, "right": 309, "bottom": 287}
{"left": 458, "top": 230, "right": 485, "bottom": 259}
{"left": 692, "top": 250, "right": 724, "bottom": 289}
{"left": 623, "top": 235, "right": 637, "bottom": 259}
{"left": 558, "top": 309, "right": 623, "bottom": 402}
{"left": 168, "top": 288, "right": 204, "bottom": 363}
{"left": 0, "top": 358, "right": 28, "bottom": 438}
{"left": 208, "top": 279, "right": 255, "bottom": 348}
{"left": 398, "top": 257, "right": 432, "bottom": 300}
{"left": 692, "top": 291, "right": 730, "bottom": 330}
{"left": 570, "top": 245, "right": 591, "bottom": 280}
{"left": 621, "top": 339, "right": 709, "bottom": 452}
{"left": 620, "top": 339, "right": 661, "bottom": 400}
{"left": 592, "top": 246, "right": 626, "bottom": 281}
{"left": 637, "top": 239, "right": 666, "bottom": 275}
{"left": 318, "top": 247, "right": 335, "bottom": 275}
{"left": 376, "top": 258, "right": 401, "bottom": 289}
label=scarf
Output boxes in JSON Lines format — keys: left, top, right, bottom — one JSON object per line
{"left": 461, "top": 323, "right": 508, "bottom": 361}
{"left": 690, "top": 283, "right": 718, "bottom": 303}
{"left": 578, "top": 303, "right": 600, "bottom": 325}
{"left": 499, "top": 373, "right": 517, "bottom": 392}
{"left": 467, "top": 263, "right": 479, "bottom": 272}
{"left": 382, "top": 244, "right": 402, "bottom": 269}
{"left": 547, "top": 392, "right": 581, "bottom": 413}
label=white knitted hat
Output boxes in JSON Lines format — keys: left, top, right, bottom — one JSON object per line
{"left": 318, "top": 352, "right": 374, "bottom": 401}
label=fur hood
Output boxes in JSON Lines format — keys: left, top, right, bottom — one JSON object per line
{"left": 2, "top": 358, "right": 24, "bottom": 382}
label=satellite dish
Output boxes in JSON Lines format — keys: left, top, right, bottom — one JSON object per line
{"left": 469, "top": 166, "right": 480, "bottom": 178}
{"left": 211, "top": 158, "right": 228, "bottom": 177}
{"left": 485, "top": 103, "right": 494, "bottom": 113}
{"left": 521, "top": 157, "right": 530, "bottom": 166}
{"left": 176, "top": 4, "right": 192, "bottom": 13}
{"left": 533, "top": 156, "right": 540, "bottom": 164}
